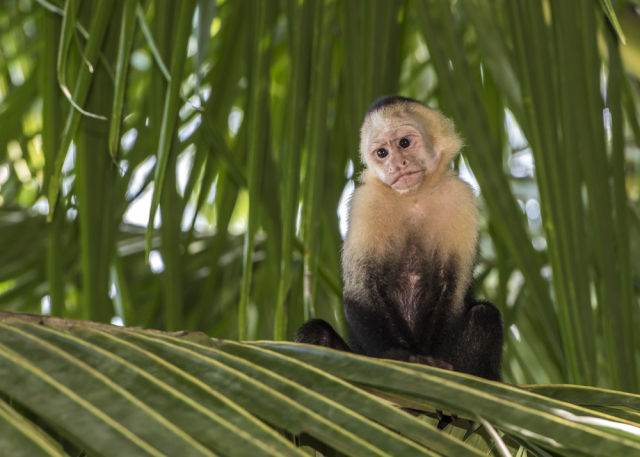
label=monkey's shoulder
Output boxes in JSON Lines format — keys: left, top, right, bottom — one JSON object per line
{"left": 345, "top": 173, "right": 478, "bottom": 259}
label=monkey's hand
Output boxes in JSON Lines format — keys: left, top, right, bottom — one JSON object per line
{"left": 409, "top": 354, "right": 453, "bottom": 371}
{"left": 408, "top": 355, "right": 457, "bottom": 429}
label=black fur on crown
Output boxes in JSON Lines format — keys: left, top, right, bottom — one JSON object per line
{"left": 365, "top": 95, "right": 428, "bottom": 117}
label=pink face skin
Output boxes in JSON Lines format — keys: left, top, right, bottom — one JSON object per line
{"left": 367, "top": 123, "right": 430, "bottom": 192}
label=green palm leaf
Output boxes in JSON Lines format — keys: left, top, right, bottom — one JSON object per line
{"left": 3, "top": 311, "right": 640, "bottom": 456}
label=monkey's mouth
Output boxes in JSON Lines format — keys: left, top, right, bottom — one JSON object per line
{"left": 391, "top": 170, "right": 425, "bottom": 189}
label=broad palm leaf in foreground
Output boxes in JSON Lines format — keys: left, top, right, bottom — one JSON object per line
{"left": 2, "top": 311, "right": 640, "bottom": 457}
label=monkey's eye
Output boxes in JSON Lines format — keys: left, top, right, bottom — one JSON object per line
{"left": 376, "top": 148, "right": 388, "bottom": 158}
{"left": 399, "top": 138, "right": 411, "bottom": 148}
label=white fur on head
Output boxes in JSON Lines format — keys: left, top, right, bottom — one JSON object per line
{"left": 359, "top": 101, "right": 463, "bottom": 187}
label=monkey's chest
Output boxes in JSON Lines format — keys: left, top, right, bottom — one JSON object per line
{"left": 391, "top": 261, "right": 424, "bottom": 324}
{"left": 376, "top": 246, "right": 453, "bottom": 324}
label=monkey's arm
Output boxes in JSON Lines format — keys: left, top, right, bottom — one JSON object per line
{"left": 447, "top": 300, "right": 503, "bottom": 381}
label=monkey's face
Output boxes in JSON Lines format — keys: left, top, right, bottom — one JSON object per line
{"left": 363, "top": 115, "right": 435, "bottom": 192}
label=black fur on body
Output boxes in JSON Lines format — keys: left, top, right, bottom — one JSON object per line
{"left": 294, "top": 96, "right": 503, "bottom": 382}
{"left": 296, "top": 243, "right": 503, "bottom": 381}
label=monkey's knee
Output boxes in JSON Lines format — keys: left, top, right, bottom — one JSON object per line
{"left": 294, "top": 319, "right": 352, "bottom": 352}
{"left": 467, "top": 301, "right": 503, "bottom": 335}
{"left": 454, "top": 301, "right": 503, "bottom": 381}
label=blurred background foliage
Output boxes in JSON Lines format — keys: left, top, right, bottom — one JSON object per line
{"left": 1, "top": 0, "right": 640, "bottom": 392}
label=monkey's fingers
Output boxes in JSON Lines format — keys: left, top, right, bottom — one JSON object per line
{"left": 436, "top": 414, "right": 454, "bottom": 430}
{"left": 417, "top": 355, "right": 453, "bottom": 371}
{"left": 401, "top": 407, "right": 423, "bottom": 417}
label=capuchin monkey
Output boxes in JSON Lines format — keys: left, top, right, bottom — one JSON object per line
{"left": 295, "top": 96, "right": 503, "bottom": 385}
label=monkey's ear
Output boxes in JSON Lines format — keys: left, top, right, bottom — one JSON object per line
{"left": 425, "top": 111, "right": 464, "bottom": 167}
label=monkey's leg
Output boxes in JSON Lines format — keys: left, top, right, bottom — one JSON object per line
{"left": 294, "top": 319, "right": 352, "bottom": 352}
{"left": 449, "top": 301, "right": 503, "bottom": 381}
{"left": 344, "top": 306, "right": 418, "bottom": 360}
